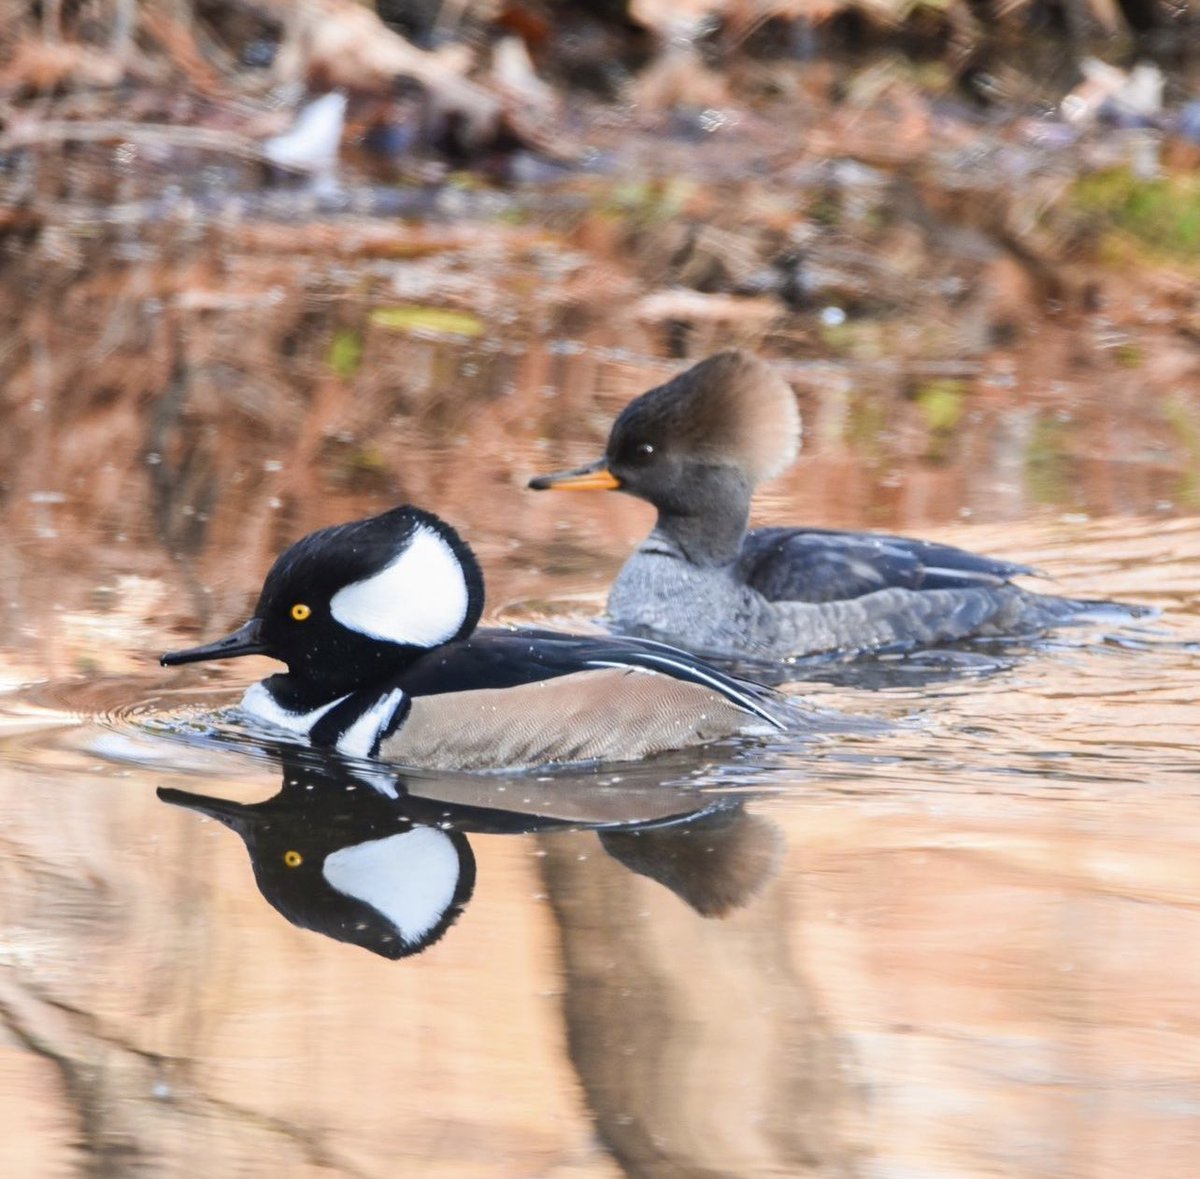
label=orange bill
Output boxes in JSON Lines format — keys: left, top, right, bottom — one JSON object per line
{"left": 527, "top": 460, "right": 622, "bottom": 492}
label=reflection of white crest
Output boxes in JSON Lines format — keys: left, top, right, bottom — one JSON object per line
{"left": 331, "top": 524, "right": 469, "bottom": 648}
{"left": 323, "top": 828, "right": 460, "bottom": 946}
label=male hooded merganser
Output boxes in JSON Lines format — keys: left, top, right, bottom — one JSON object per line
{"left": 529, "top": 349, "right": 1108, "bottom": 661}
{"left": 160, "top": 505, "right": 789, "bottom": 770}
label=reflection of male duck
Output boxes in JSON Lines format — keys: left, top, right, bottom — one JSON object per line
{"left": 159, "top": 747, "right": 785, "bottom": 959}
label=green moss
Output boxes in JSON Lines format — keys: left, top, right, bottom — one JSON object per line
{"left": 809, "top": 193, "right": 842, "bottom": 228}
{"left": 328, "top": 329, "right": 363, "bottom": 378}
{"left": 843, "top": 392, "right": 890, "bottom": 460}
{"left": 818, "top": 318, "right": 884, "bottom": 359}
{"left": 915, "top": 379, "right": 965, "bottom": 433}
{"left": 1114, "top": 344, "right": 1143, "bottom": 368}
{"left": 1073, "top": 167, "right": 1200, "bottom": 260}
{"left": 324, "top": 439, "right": 392, "bottom": 491}
{"left": 913, "top": 378, "right": 966, "bottom": 462}
{"left": 369, "top": 307, "right": 485, "bottom": 338}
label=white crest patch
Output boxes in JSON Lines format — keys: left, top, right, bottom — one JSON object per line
{"left": 330, "top": 524, "right": 469, "bottom": 648}
{"left": 322, "top": 828, "right": 461, "bottom": 946}
{"left": 240, "top": 682, "right": 347, "bottom": 735}
{"left": 335, "top": 688, "right": 406, "bottom": 759}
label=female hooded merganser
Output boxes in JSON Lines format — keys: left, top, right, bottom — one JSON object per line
{"left": 529, "top": 350, "right": 1105, "bottom": 661}
{"left": 160, "top": 506, "right": 789, "bottom": 770}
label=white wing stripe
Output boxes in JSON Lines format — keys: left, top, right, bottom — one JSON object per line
{"left": 336, "top": 688, "right": 407, "bottom": 759}
{"left": 922, "top": 565, "right": 1008, "bottom": 586}
{"left": 584, "top": 656, "right": 784, "bottom": 730}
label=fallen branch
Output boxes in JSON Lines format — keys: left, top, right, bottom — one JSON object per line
{"left": 0, "top": 119, "right": 262, "bottom": 159}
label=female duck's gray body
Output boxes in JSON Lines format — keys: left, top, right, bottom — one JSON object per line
{"left": 160, "top": 505, "right": 790, "bottom": 771}
{"left": 607, "top": 531, "right": 1082, "bottom": 659}
{"left": 530, "top": 350, "right": 1096, "bottom": 661}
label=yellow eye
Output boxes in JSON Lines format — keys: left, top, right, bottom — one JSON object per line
{"left": 283, "top": 850, "right": 303, "bottom": 868}
{"left": 290, "top": 603, "right": 311, "bottom": 622}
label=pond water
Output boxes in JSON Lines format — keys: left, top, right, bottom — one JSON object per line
{"left": 2, "top": 329, "right": 1198, "bottom": 1179}
{"left": 2, "top": 152, "right": 1200, "bottom": 1179}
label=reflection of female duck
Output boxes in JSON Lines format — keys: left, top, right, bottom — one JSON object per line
{"left": 159, "top": 747, "right": 784, "bottom": 959}
{"left": 161, "top": 505, "right": 792, "bottom": 769}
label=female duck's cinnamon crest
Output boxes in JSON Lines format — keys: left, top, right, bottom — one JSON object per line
{"left": 529, "top": 349, "right": 1126, "bottom": 660}
{"left": 160, "top": 504, "right": 790, "bottom": 770}
{"left": 529, "top": 351, "right": 799, "bottom": 569}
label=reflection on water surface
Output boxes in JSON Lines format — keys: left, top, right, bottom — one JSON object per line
{"left": 2, "top": 503, "right": 1197, "bottom": 1177}
{"left": 156, "top": 742, "right": 789, "bottom": 958}
{"left": 0, "top": 205, "right": 1198, "bottom": 1174}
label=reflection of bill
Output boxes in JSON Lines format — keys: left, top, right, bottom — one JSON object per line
{"left": 159, "top": 745, "right": 784, "bottom": 960}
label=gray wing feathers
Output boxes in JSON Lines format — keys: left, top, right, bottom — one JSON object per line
{"left": 766, "top": 584, "right": 1085, "bottom": 657}
{"left": 740, "top": 527, "right": 1034, "bottom": 602}
{"left": 377, "top": 668, "right": 767, "bottom": 771}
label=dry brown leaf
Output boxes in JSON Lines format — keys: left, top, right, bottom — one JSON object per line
{"left": 268, "top": 0, "right": 501, "bottom": 142}
{"left": 0, "top": 39, "right": 124, "bottom": 95}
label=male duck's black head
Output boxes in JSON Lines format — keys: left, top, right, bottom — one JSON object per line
{"left": 529, "top": 351, "right": 800, "bottom": 563}
{"left": 157, "top": 782, "right": 476, "bottom": 960}
{"left": 161, "top": 506, "right": 484, "bottom": 705}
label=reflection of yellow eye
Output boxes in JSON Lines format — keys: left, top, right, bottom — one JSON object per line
{"left": 283, "top": 850, "right": 303, "bottom": 867}
{"left": 291, "top": 604, "right": 311, "bottom": 621}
